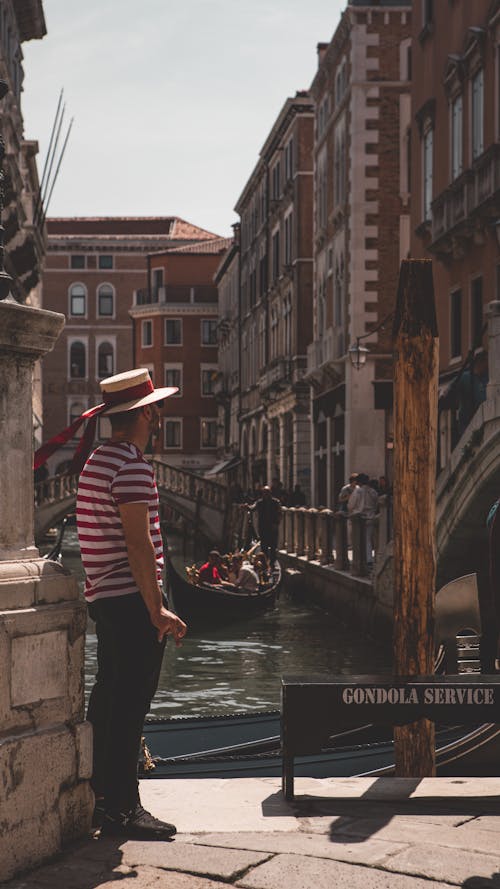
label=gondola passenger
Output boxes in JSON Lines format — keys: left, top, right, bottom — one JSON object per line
{"left": 198, "top": 550, "right": 224, "bottom": 585}
{"left": 231, "top": 554, "right": 259, "bottom": 592}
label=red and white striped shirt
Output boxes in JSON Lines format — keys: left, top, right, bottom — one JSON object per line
{"left": 76, "top": 441, "right": 164, "bottom": 602}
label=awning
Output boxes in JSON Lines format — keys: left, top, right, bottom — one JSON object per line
{"left": 205, "top": 456, "right": 241, "bottom": 476}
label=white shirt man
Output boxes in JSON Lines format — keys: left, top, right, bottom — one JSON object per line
{"left": 235, "top": 559, "right": 259, "bottom": 592}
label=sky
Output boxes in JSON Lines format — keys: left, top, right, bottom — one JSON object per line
{"left": 22, "top": 0, "right": 345, "bottom": 237}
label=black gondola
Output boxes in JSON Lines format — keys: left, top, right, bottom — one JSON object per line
{"left": 142, "top": 710, "right": 500, "bottom": 779}
{"left": 166, "top": 555, "right": 281, "bottom": 624}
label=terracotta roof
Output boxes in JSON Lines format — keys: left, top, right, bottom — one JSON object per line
{"left": 46, "top": 216, "right": 220, "bottom": 240}
{"left": 170, "top": 218, "right": 221, "bottom": 241}
{"left": 165, "top": 237, "right": 232, "bottom": 255}
{"left": 13, "top": 0, "right": 46, "bottom": 41}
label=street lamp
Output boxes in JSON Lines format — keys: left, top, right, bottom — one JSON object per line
{"left": 348, "top": 340, "right": 369, "bottom": 370}
{"left": 348, "top": 310, "right": 395, "bottom": 370}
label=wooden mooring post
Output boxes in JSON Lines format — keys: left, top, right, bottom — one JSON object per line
{"left": 392, "top": 259, "right": 439, "bottom": 776}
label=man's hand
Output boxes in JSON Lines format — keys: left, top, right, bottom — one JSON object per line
{"left": 150, "top": 605, "right": 187, "bottom": 645}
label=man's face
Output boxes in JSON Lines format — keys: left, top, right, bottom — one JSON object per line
{"left": 146, "top": 402, "right": 163, "bottom": 441}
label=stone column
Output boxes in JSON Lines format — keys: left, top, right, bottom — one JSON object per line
{"left": 0, "top": 300, "right": 93, "bottom": 883}
{"left": 306, "top": 508, "right": 318, "bottom": 560}
{"left": 351, "top": 514, "right": 368, "bottom": 577}
{"left": 334, "top": 513, "right": 349, "bottom": 571}
{"left": 278, "top": 413, "right": 285, "bottom": 485}
{"left": 293, "top": 409, "right": 311, "bottom": 502}
{"left": 487, "top": 300, "right": 500, "bottom": 401}
{"left": 296, "top": 507, "right": 306, "bottom": 557}
{"left": 282, "top": 507, "right": 291, "bottom": 552}
{"left": 318, "top": 509, "right": 334, "bottom": 565}
{"left": 267, "top": 418, "right": 276, "bottom": 485}
{"left": 289, "top": 507, "right": 298, "bottom": 554}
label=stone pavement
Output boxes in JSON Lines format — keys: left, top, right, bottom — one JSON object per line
{"left": 4, "top": 777, "right": 500, "bottom": 888}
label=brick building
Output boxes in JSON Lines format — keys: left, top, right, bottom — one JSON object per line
{"left": 233, "top": 92, "right": 314, "bottom": 497}
{"left": 130, "top": 238, "right": 230, "bottom": 471}
{"left": 409, "top": 0, "right": 500, "bottom": 467}
{"left": 306, "top": 0, "right": 412, "bottom": 507}
{"left": 42, "top": 216, "right": 218, "bottom": 473}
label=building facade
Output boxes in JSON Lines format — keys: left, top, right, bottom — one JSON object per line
{"left": 306, "top": 0, "right": 412, "bottom": 507}
{"left": 42, "top": 216, "right": 218, "bottom": 473}
{"left": 1, "top": 0, "right": 47, "bottom": 446}
{"left": 233, "top": 92, "right": 314, "bottom": 498}
{"left": 213, "top": 225, "right": 241, "bottom": 471}
{"left": 410, "top": 0, "right": 500, "bottom": 467}
{"left": 130, "top": 238, "right": 230, "bottom": 471}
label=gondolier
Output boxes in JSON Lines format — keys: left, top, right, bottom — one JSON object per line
{"left": 251, "top": 485, "right": 282, "bottom": 566}
{"left": 65, "top": 368, "right": 187, "bottom": 840}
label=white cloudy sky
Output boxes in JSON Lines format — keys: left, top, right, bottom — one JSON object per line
{"left": 22, "top": 0, "right": 345, "bottom": 237}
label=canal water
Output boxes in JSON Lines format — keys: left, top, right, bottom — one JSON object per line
{"left": 53, "top": 525, "right": 391, "bottom": 718}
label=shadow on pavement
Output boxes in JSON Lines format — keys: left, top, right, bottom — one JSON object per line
{"left": 462, "top": 875, "right": 500, "bottom": 888}
{"left": 7, "top": 836, "right": 161, "bottom": 889}
{"left": 261, "top": 777, "right": 500, "bottom": 845}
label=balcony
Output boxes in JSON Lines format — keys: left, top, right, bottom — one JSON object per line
{"left": 258, "top": 358, "right": 291, "bottom": 397}
{"left": 429, "top": 144, "right": 500, "bottom": 256}
{"left": 135, "top": 286, "right": 166, "bottom": 306}
{"left": 306, "top": 327, "right": 345, "bottom": 374}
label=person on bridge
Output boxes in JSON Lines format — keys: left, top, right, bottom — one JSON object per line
{"left": 75, "top": 368, "right": 187, "bottom": 841}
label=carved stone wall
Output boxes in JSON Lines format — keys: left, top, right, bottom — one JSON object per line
{"left": 0, "top": 299, "right": 93, "bottom": 883}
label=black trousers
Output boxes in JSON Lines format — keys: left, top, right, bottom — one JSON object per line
{"left": 87, "top": 592, "right": 166, "bottom": 812}
{"left": 260, "top": 528, "right": 279, "bottom": 566}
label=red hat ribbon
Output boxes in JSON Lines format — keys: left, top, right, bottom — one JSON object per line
{"left": 34, "top": 378, "right": 155, "bottom": 474}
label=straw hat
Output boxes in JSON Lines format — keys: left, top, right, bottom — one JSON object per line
{"left": 34, "top": 367, "right": 178, "bottom": 473}
{"left": 100, "top": 368, "right": 178, "bottom": 415}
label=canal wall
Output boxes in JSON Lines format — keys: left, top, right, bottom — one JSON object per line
{"left": 280, "top": 548, "right": 393, "bottom": 646}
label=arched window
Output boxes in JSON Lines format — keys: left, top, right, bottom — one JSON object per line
{"left": 70, "top": 341, "right": 86, "bottom": 378}
{"left": 98, "top": 341, "right": 114, "bottom": 378}
{"left": 98, "top": 284, "right": 114, "bottom": 317}
{"left": 70, "top": 284, "right": 86, "bottom": 316}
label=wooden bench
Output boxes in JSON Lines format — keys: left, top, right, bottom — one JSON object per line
{"left": 281, "top": 673, "right": 500, "bottom": 799}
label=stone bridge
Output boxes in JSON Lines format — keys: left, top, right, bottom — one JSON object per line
{"left": 436, "top": 392, "right": 500, "bottom": 589}
{"left": 34, "top": 459, "right": 229, "bottom": 544}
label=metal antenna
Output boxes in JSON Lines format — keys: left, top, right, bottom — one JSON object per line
{"left": 33, "top": 88, "right": 64, "bottom": 227}
{"left": 40, "top": 117, "right": 74, "bottom": 225}
{"left": 35, "top": 99, "right": 66, "bottom": 227}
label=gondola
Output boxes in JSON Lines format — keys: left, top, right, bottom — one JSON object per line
{"left": 166, "top": 555, "right": 281, "bottom": 624}
{"left": 141, "top": 572, "right": 500, "bottom": 780}
{"left": 141, "top": 710, "right": 500, "bottom": 779}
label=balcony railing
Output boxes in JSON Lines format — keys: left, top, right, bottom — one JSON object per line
{"left": 306, "top": 326, "right": 345, "bottom": 377}
{"left": 430, "top": 144, "right": 500, "bottom": 254}
{"left": 135, "top": 286, "right": 166, "bottom": 306}
{"left": 258, "top": 359, "right": 291, "bottom": 395}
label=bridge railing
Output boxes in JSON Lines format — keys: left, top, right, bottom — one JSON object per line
{"left": 34, "top": 473, "right": 79, "bottom": 508}
{"left": 227, "top": 495, "right": 392, "bottom": 579}
{"left": 151, "top": 459, "right": 228, "bottom": 512}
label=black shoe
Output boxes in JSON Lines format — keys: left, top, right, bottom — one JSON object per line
{"left": 100, "top": 804, "right": 177, "bottom": 840}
